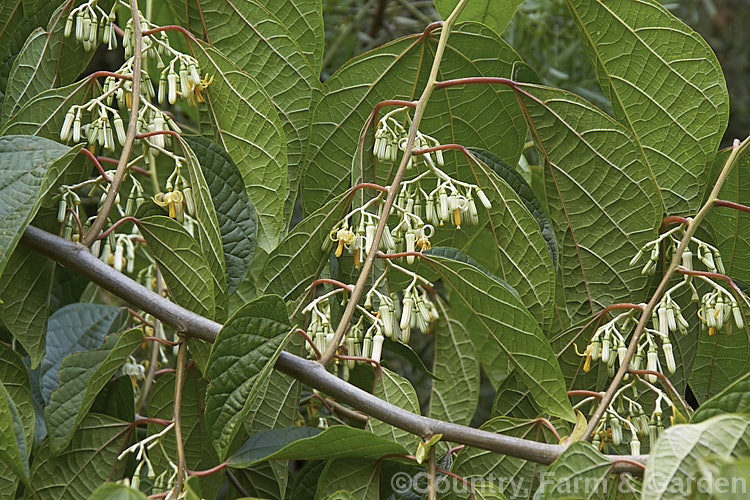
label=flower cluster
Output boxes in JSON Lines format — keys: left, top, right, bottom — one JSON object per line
{"left": 117, "top": 422, "right": 177, "bottom": 493}
{"left": 64, "top": 0, "right": 118, "bottom": 51}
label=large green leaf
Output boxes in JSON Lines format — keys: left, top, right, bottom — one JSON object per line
{"left": 516, "top": 83, "right": 661, "bottom": 320}
{"left": 643, "top": 414, "right": 750, "bottom": 499}
{"left": 39, "top": 303, "right": 124, "bottom": 405}
{"left": 0, "top": 384, "right": 29, "bottom": 489}
{"left": 303, "top": 22, "right": 526, "bottom": 215}
{"left": 0, "top": 250, "right": 55, "bottom": 370}
{"left": 690, "top": 327, "right": 750, "bottom": 404}
{"left": 188, "top": 41, "right": 286, "bottom": 251}
{"left": 184, "top": 136, "right": 257, "bottom": 295}
{"left": 138, "top": 215, "right": 215, "bottom": 319}
{"left": 692, "top": 371, "right": 750, "bottom": 424}
{"left": 315, "top": 459, "right": 380, "bottom": 500}
{"left": 29, "top": 414, "right": 128, "bottom": 499}
{"left": 0, "top": 344, "right": 34, "bottom": 453}
{"left": 0, "top": 135, "right": 77, "bottom": 277}
{"left": 566, "top": 0, "right": 729, "bottom": 215}
{"left": 704, "top": 152, "right": 750, "bottom": 284}
{"left": 0, "top": 1, "right": 60, "bottom": 116}
{"left": 367, "top": 367, "right": 421, "bottom": 450}
{"left": 169, "top": 0, "right": 320, "bottom": 227}
{"left": 147, "top": 368, "right": 222, "bottom": 495}
{"left": 430, "top": 153, "right": 556, "bottom": 330}
{"left": 411, "top": 254, "right": 574, "bottom": 421}
{"left": 428, "top": 302, "right": 479, "bottom": 426}
{"left": 451, "top": 417, "right": 563, "bottom": 498}
{"left": 205, "top": 295, "right": 292, "bottom": 459}
{"left": 89, "top": 483, "right": 148, "bottom": 500}
{"left": 1, "top": 79, "right": 99, "bottom": 139}
{"left": 434, "top": 0, "right": 524, "bottom": 36}
{"left": 181, "top": 139, "right": 228, "bottom": 321}
{"left": 228, "top": 425, "right": 409, "bottom": 468}
{"left": 538, "top": 441, "right": 610, "bottom": 499}
{"left": 45, "top": 329, "right": 144, "bottom": 453}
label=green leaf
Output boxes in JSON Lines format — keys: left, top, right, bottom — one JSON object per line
{"left": 315, "top": 459, "right": 380, "bottom": 500}
{"left": 452, "top": 417, "right": 563, "bottom": 498}
{"left": 690, "top": 327, "right": 750, "bottom": 404}
{"left": 469, "top": 147, "right": 558, "bottom": 267}
{"left": 704, "top": 151, "right": 750, "bottom": 284}
{"left": 228, "top": 425, "right": 408, "bottom": 468}
{"left": 184, "top": 136, "right": 257, "bottom": 295}
{"left": 0, "top": 1, "right": 60, "bottom": 116}
{"left": 643, "top": 414, "right": 750, "bottom": 499}
{"left": 428, "top": 302, "right": 479, "bottom": 426}
{"left": 29, "top": 414, "right": 128, "bottom": 499}
{"left": 434, "top": 0, "right": 524, "bottom": 36}
{"left": 516, "top": 83, "right": 661, "bottom": 320}
{"left": 538, "top": 441, "right": 610, "bottom": 499}
{"left": 491, "top": 372, "right": 539, "bottom": 419}
{"left": 39, "top": 303, "right": 125, "bottom": 404}
{"left": 367, "top": 367, "right": 420, "bottom": 449}
{"left": 0, "top": 249, "right": 55, "bottom": 369}
{"left": 205, "top": 295, "right": 292, "bottom": 459}
{"left": 567, "top": 0, "right": 729, "bottom": 215}
{"left": 90, "top": 376, "right": 135, "bottom": 424}
{"left": 181, "top": 139, "right": 228, "bottom": 321}
{"left": 303, "top": 22, "right": 526, "bottom": 215}
{"left": 189, "top": 41, "right": 286, "bottom": 251}
{"left": 290, "top": 460, "right": 325, "bottom": 500}
{"left": 88, "top": 482, "right": 148, "bottom": 500}
{"left": 693, "top": 456, "right": 750, "bottom": 500}
{"left": 1, "top": 79, "right": 99, "bottom": 139}
{"left": 169, "top": 0, "right": 319, "bottom": 228}
{"left": 147, "top": 368, "right": 222, "bottom": 495}
{"left": 138, "top": 215, "right": 215, "bottom": 319}
{"left": 383, "top": 337, "right": 439, "bottom": 381}
{"left": 0, "top": 344, "right": 34, "bottom": 453}
{"left": 692, "top": 371, "right": 750, "bottom": 423}
{"left": 412, "top": 254, "right": 575, "bottom": 421}
{"left": 0, "top": 134, "right": 78, "bottom": 277}
{"left": 0, "top": 383, "right": 30, "bottom": 488}
{"left": 255, "top": 192, "right": 352, "bottom": 307}
{"left": 45, "top": 328, "right": 144, "bottom": 453}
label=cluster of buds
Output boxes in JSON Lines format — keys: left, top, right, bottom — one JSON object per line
{"left": 372, "top": 108, "right": 444, "bottom": 170}
{"left": 117, "top": 422, "right": 177, "bottom": 493}
{"left": 59, "top": 103, "right": 126, "bottom": 151}
{"left": 64, "top": 0, "right": 118, "bottom": 51}
{"left": 56, "top": 187, "right": 82, "bottom": 242}
{"left": 699, "top": 288, "right": 744, "bottom": 334}
{"left": 581, "top": 311, "right": 637, "bottom": 377}
{"left": 94, "top": 232, "right": 138, "bottom": 274}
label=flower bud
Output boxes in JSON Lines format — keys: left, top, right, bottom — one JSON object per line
{"left": 60, "top": 109, "right": 75, "bottom": 141}
{"left": 611, "top": 418, "right": 622, "bottom": 446}
{"left": 65, "top": 13, "right": 74, "bottom": 38}
{"left": 681, "top": 250, "right": 693, "bottom": 271}
{"left": 405, "top": 232, "right": 416, "bottom": 264}
{"left": 629, "top": 248, "right": 644, "bottom": 267}
{"left": 733, "top": 303, "right": 744, "bottom": 329}
{"left": 113, "top": 242, "right": 124, "bottom": 272}
{"left": 601, "top": 336, "right": 611, "bottom": 364}
{"left": 400, "top": 297, "right": 412, "bottom": 330}
{"left": 663, "top": 341, "right": 675, "bottom": 374}
{"left": 168, "top": 73, "right": 178, "bottom": 104}
{"left": 476, "top": 189, "right": 491, "bottom": 209}
{"left": 113, "top": 115, "right": 126, "bottom": 146}
{"left": 630, "top": 438, "right": 640, "bottom": 456}
{"left": 646, "top": 350, "right": 658, "bottom": 382}
{"left": 371, "top": 334, "right": 384, "bottom": 363}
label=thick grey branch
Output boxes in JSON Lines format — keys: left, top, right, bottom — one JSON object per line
{"left": 21, "top": 225, "right": 645, "bottom": 473}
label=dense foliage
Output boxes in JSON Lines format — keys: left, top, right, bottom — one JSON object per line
{"left": 1, "top": 0, "right": 749, "bottom": 499}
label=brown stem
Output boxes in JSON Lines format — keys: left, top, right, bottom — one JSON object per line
{"left": 428, "top": 445, "right": 437, "bottom": 500}
{"left": 171, "top": 342, "right": 188, "bottom": 497}
{"left": 714, "top": 199, "right": 750, "bottom": 213}
{"left": 82, "top": 0, "right": 142, "bottom": 247}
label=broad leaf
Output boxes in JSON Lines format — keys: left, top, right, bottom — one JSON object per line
{"left": 89, "top": 482, "right": 148, "bottom": 500}
{"left": 567, "top": 0, "right": 729, "bottom": 215}
{"left": 205, "top": 295, "right": 292, "bottom": 459}
{"left": 538, "top": 441, "right": 610, "bottom": 499}
{"left": 189, "top": 41, "right": 286, "bottom": 251}
{"left": 451, "top": 417, "right": 564, "bottom": 498}
{"left": 411, "top": 254, "right": 575, "bottom": 421}
{"left": 29, "top": 414, "right": 128, "bottom": 499}
{"left": 0, "top": 344, "right": 34, "bottom": 451}
{"left": 0, "top": 135, "right": 77, "bottom": 277}
{"left": 0, "top": 384, "right": 29, "bottom": 488}
{"left": 138, "top": 215, "right": 215, "bottom": 319}
{"left": 39, "top": 303, "right": 124, "bottom": 405}
{"left": 315, "top": 459, "right": 380, "bottom": 500}
{"left": 428, "top": 302, "right": 479, "bottom": 426}
{"left": 515, "top": 83, "right": 661, "bottom": 320}
{"left": 691, "top": 327, "right": 750, "bottom": 404}
{"left": 491, "top": 372, "right": 539, "bottom": 419}
{"left": 434, "top": 0, "right": 524, "bottom": 36}
{"left": 643, "top": 414, "right": 750, "bottom": 499}
{"left": 184, "top": 136, "right": 257, "bottom": 294}
{"left": 367, "top": 367, "right": 421, "bottom": 449}
{"left": 303, "top": 23, "right": 526, "bottom": 215}
{"left": 170, "top": 0, "right": 320, "bottom": 227}
{"left": 692, "top": 371, "right": 750, "bottom": 424}
{"left": 181, "top": 139, "right": 229, "bottom": 321}
{"left": 45, "top": 329, "right": 144, "bottom": 453}
{"left": 228, "top": 425, "right": 408, "bottom": 468}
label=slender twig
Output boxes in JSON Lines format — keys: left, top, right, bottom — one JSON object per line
{"left": 82, "top": 0, "right": 142, "bottom": 246}
{"left": 428, "top": 445, "right": 437, "bottom": 500}
{"left": 171, "top": 342, "right": 188, "bottom": 497}
{"left": 714, "top": 199, "right": 750, "bottom": 213}
{"left": 318, "top": 0, "right": 472, "bottom": 366}
{"left": 583, "top": 136, "right": 750, "bottom": 438}
{"left": 19, "top": 226, "right": 646, "bottom": 472}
